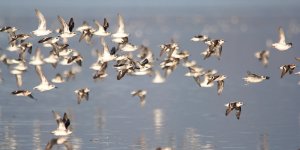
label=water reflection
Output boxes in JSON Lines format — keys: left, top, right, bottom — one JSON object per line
{"left": 259, "top": 132, "right": 269, "bottom": 150}
{"left": 70, "top": 136, "right": 82, "bottom": 150}
{"left": 32, "top": 120, "right": 42, "bottom": 150}
{"left": 94, "top": 107, "right": 106, "bottom": 130}
{"left": 1, "top": 124, "right": 17, "bottom": 149}
{"left": 132, "top": 134, "right": 148, "bottom": 150}
{"left": 45, "top": 136, "right": 73, "bottom": 150}
{"left": 183, "top": 128, "right": 214, "bottom": 150}
{"left": 153, "top": 109, "right": 164, "bottom": 135}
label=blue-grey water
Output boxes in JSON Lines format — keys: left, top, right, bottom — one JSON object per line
{"left": 0, "top": 1, "right": 300, "bottom": 150}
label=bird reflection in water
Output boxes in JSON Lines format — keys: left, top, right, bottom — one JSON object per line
{"left": 45, "top": 136, "right": 73, "bottom": 150}
{"left": 2, "top": 124, "right": 17, "bottom": 150}
{"left": 183, "top": 128, "right": 214, "bottom": 150}
{"left": 32, "top": 120, "right": 42, "bottom": 150}
{"left": 94, "top": 107, "right": 106, "bottom": 130}
{"left": 259, "top": 132, "right": 269, "bottom": 150}
{"left": 153, "top": 109, "right": 164, "bottom": 135}
{"left": 132, "top": 134, "right": 148, "bottom": 150}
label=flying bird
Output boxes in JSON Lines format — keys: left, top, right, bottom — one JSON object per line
{"left": 32, "top": 9, "right": 52, "bottom": 36}
{"left": 272, "top": 27, "right": 292, "bottom": 51}
{"left": 11, "top": 90, "right": 36, "bottom": 100}
{"left": 93, "top": 18, "right": 111, "bottom": 36}
{"left": 112, "top": 13, "right": 129, "bottom": 38}
{"left": 51, "top": 110, "right": 72, "bottom": 136}
{"left": 74, "top": 88, "right": 90, "bottom": 104}
{"left": 33, "top": 65, "right": 57, "bottom": 92}
{"left": 243, "top": 71, "right": 270, "bottom": 84}
{"left": 255, "top": 50, "right": 270, "bottom": 67}
{"left": 131, "top": 89, "right": 147, "bottom": 106}
{"left": 57, "top": 16, "right": 76, "bottom": 38}
{"left": 280, "top": 64, "right": 296, "bottom": 78}
{"left": 225, "top": 101, "right": 243, "bottom": 120}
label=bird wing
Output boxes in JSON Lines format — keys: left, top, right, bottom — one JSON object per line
{"left": 131, "top": 90, "right": 138, "bottom": 97}
{"left": 225, "top": 105, "right": 234, "bottom": 116}
{"left": 94, "top": 20, "right": 105, "bottom": 33}
{"left": 52, "top": 110, "right": 61, "bottom": 121}
{"left": 15, "top": 74, "right": 23, "bottom": 87}
{"left": 67, "top": 55, "right": 77, "bottom": 64}
{"left": 85, "top": 91, "right": 89, "bottom": 100}
{"left": 117, "top": 69, "right": 128, "bottom": 80}
{"left": 246, "top": 71, "right": 261, "bottom": 78}
{"left": 249, "top": 72, "right": 261, "bottom": 78}
{"left": 100, "top": 37, "right": 110, "bottom": 55}
{"left": 77, "top": 93, "right": 82, "bottom": 104}
{"left": 57, "top": 16, "right": 69, "bottom": 33}
{"left": 52, "top": 110, "right": 65, "bottom": 130}
{"left": 139, "top": 94, "right": 146, "bottom": 102}
{"left": 103, "top": 18, "right": 109, "bottom": 31}
{"left": 35, "top": 9, "right": 47, "bottom": 30}
{"left": 68, "top": 18, "right": 74, "bottom": 32}
{"left": 35, "top": 65, "right": 49, "bottom": 84}
{"left": 78, "top": 31, "right": 86, "bottom": 42}
{"left": 207, "top": 75, "right": 218, "bottom": 85}
{"left": 117, "top": 14, "right": 125, "bottom": 33}
{"left": 76, "top": 58, "right": 82, "bottom": 66}
{"left": 278, "top": 27, "right": 286, "bottom": 44}
{"left": 217, "top": 80, "right": 224, "bottom": 95}
{"left": 63, "top": 113, "right": 71, "bottom": 129}
{"left": 57, "top": 119, "right": 67, "bottom": 130}
{"left": 27, "top": 94, "right": 36, "bottom": 100}
{"left": 235, "top": 107, "right": 241, "bottom": 120}
{"left": 280, "top": 66, "right": 288, "bottom": 78}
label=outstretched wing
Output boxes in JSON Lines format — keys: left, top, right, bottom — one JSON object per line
{"left": 117, "top": 69, "right": 128, "bottom": 80}
{"left": 139, "top": 94, "right": 146, "bottom": 102}
{"left": 100, "top": 37, "right": 110, "bottom": 54}
{"left": 68, "top": 18, "right": 74, "bottom": 32}
{"left": 35, "top": 9, "right": 47, "bottom": 30}
{"left": 94, "top": 20, "right": 105, "bottom": 33}
{"left": 278, "top": 27, "right": 286, "bottom": 44}
{"left": 15, "top": 74, "right": 23, "bottom": 87}
{"left": 57, "top": 16, "right": 69, "bottom": 33}
{"left": 130, "top": 90, "right": 139, "bottom": 97}
{"left": 235, "top": 107, "right": 241, "bottom": 120}
{"left": 52, "top": 110, "right": 62, "bottom": 126}
{"left": 217, "top": 80, "right": 224, "bottom": 96}
{"left": 35, "top": 65, "right": 49, "bottom": 84}
{"left": 117, "top": 14, "right": 125, "bottom": 33}
{"left": 63, "top": 113, "right": 71, "bottom": 129}
{"left": 225, "top": 105, "right": 234, "bottom": 116}
{"left": 103, "top": 18, "right": 109, "bottom": 31}
{"left": 280, "top": 66, "right": 288, "bottom": 78}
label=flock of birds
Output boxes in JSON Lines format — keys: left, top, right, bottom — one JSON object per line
{"left": 0, "top": 8, "right": 298, "bottom": 150}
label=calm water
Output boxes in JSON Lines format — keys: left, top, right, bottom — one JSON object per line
{"left": 0, "top": 2, "right": 300, "bottom": 150}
